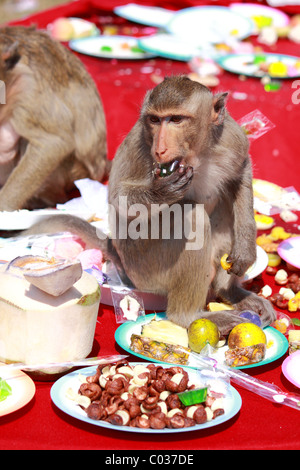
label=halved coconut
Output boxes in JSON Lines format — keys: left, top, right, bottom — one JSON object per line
{"left": 0, "top": 264, "right": 101, "bottom": 374}
{"left": 8, "top": 255, "right": 83, "bottom": 296}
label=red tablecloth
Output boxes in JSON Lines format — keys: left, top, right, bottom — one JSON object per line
{"left": 1, "top": 0, "right": 300, "bottom": 451}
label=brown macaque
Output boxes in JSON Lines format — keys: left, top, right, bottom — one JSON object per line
{"left": 26, "top": 76, "right": 276, "bottom": 335}
{"left": 0, "top": 25, "right": 109, "bottom": 211}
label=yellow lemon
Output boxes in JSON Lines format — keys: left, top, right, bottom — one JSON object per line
{"left": 188, "top": 318, "right": 220, "bottom": 353}
{"left": 228, "top": 322, "right": 267, "bottom": 349}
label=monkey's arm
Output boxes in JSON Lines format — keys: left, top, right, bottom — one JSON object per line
{"left": 227, "top": 158, "right": 257, "bottom": 277}
{"left": 0, "top": 134, "right": 74, "bottom": 211}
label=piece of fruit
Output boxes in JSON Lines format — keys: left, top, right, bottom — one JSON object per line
{"left": 0, "top": 265, "right": 100, "bottom": 374}
{"left": 9, "top": 255, "right": 83, "bottom": 297}
{"left": 50, "top": 17, "right": 75, "bottom": 41}
{"left": 228, "top": 322, "right": 266, "bottom": 349}
{"left": 254, "top": 214, "right": 274, "bottom": 229}
{"left": 141, "top": 319, "right": 189, "bottom": 348}
{"left": 220, "top": 253, "right": 232, "bottom": 270}
{"left": 267, "top": 253, "right": 281, "bottom": 267}
{"left": 208, "top": 302, "right": 233, "bottom": 311}
{"left": 130, "top": 334, "right": 190, "bottom": 365}
{"left": 188, "top": 318, "right": 220, "bottom": 353}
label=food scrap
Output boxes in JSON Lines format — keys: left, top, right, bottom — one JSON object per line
{"left": 119, "top": 295, "right": 142, "bottom": 321}
{"left": 288, "top": 330, "right": 300, "bottom": 354}
{"left": 0, "top": 377, "right": 12, "bottom": 402}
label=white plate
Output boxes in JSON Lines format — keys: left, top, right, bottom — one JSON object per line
{"left": 217, "top": 53, "right": 300, "bottom": 79}
{"left": 114, "top": 4, "right": 174, "bottom": 28}
{"left": 115, "top": 312, "right": 289, "bottom": 370}
{"left": 69, "top": 35, "right": 155, "bottom": 60}
{"left": 243, "top": 245, "right": 268, "bottom": 281}
{"left": 0, "top": 208, "right": 94, "bottom": 231}
{"left": 51, "top": 362, "right": 242, "bottom": 433}
{"left": 166, "top": 6, "right": 255, "bottom": 45}
{"left": 229, "top": 3, "right": 289, "bottom": 31}
{"left": 0, "top": 363, "right": 35, "bottom": 417}
{"left": 278, "top": 236, "right": 300, "bottom": 269}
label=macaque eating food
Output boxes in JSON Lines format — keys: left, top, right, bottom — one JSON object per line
{"left": 0, "top": 25, "right": 109, "bottom": 211}
{"left": 26, "top": 75, "right": 276, "bottom": 335}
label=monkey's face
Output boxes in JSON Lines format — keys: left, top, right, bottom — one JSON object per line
{"left": 144, "top": 111, "right": 200, "bottom": 170}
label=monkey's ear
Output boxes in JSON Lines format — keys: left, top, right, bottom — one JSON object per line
{"left": 1, "top": 41, "right": 21, "bottom": 71}
{"left": 211, "top": 92, "right": 228, "bottom": 125}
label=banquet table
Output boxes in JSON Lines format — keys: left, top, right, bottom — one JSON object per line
{"left": 1, "top": 0, "right": 300, "bottom": 452}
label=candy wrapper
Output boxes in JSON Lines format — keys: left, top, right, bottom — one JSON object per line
{"left": 111, "top": 287, "right": 145, "bottom": 323}
{"left": 238, "top": 109, "right": 275, "bottom": 141}
{"left": 271, "top": 311, "right": 295, "bottom": 336}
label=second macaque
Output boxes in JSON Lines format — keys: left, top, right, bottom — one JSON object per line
{"left": 26, "top": 76, "right": 276, "bottom": 335}
{"left": 0, "top": 25, "right": 109, "bottom": 211}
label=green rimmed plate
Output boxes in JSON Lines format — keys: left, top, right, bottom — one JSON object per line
{"left": 115, "top": 312, "right": 288, "bottom": 370}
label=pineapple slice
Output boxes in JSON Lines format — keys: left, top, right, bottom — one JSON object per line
{"left": 130, "top": 334, "right": 190, "bottom": 365}
{"left": 141, "top": 319, "right": 189, "bottom": 348}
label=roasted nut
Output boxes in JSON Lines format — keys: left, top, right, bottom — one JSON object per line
{"left": 79, "top": 382, "right": 102, "bottom": 401}
{"left": 266, "top": 266, "right": 278, "bottom": 275}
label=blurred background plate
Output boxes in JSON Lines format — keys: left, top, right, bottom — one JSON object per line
{"left": 114, "top": 3, "right": 174, "bottom": 28}
{"left": 166, "top": 6, "right": 255, "bottom": 45}
{"left": 278, "top": 236, "right": 300, "bottom": 269}
{"left": 69, "top": 35, "right": 156, "bottom": 59}
{"left": 229, "top": 3, "right": 290, "bottom": 32}
{"left": 217, "top": 52, "right": 300, "bottom": 78}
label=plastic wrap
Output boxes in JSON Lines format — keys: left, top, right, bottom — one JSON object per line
{"left": 185, "top": 349, "right": 300, "bottom": 411}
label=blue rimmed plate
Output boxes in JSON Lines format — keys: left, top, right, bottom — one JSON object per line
{"left": 51, "top": 362, "right": 242, "bottom": 433}
{"left": 115, "top": 312, "right": 288, "bottom": 370}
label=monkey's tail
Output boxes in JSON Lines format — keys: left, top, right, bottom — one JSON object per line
{"left": 22, "top": 214, "right": 130, "bottom": 283}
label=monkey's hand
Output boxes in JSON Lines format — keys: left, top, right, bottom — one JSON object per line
{"left": 235, "top": 293, "right": 276, "bottom": 328}
{"left": 153, "top": 165, "right": 193, "bottom": 204}
{"left": 199, "top": 310, "right": 248, "bottom": 336}
{"left": 226, "top": 246, "right": 256, "bottom": 278}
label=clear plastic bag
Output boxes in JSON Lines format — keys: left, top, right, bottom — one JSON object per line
{"left": 106, "top": 261, "right": 145, "bottom": 324}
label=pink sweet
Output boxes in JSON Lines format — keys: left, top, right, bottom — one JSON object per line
{"left": 77, "top": 249, "right": 103, "bottom": 269}
{"left": 52, "top": 237, "right": 85, "bottom": 260}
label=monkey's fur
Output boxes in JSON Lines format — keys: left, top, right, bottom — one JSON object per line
{"left": 0, "top": 25, "right": 109, "bottom": 210}
{"left": 25, "top": 76, "right": 276, "bottom": 335}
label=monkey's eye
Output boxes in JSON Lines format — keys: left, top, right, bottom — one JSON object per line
{"left": 148, "top": 115, "right": 160, "bottom": 124}
{"left": 170, "top": 115, "right": 183, "bottom": 123}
